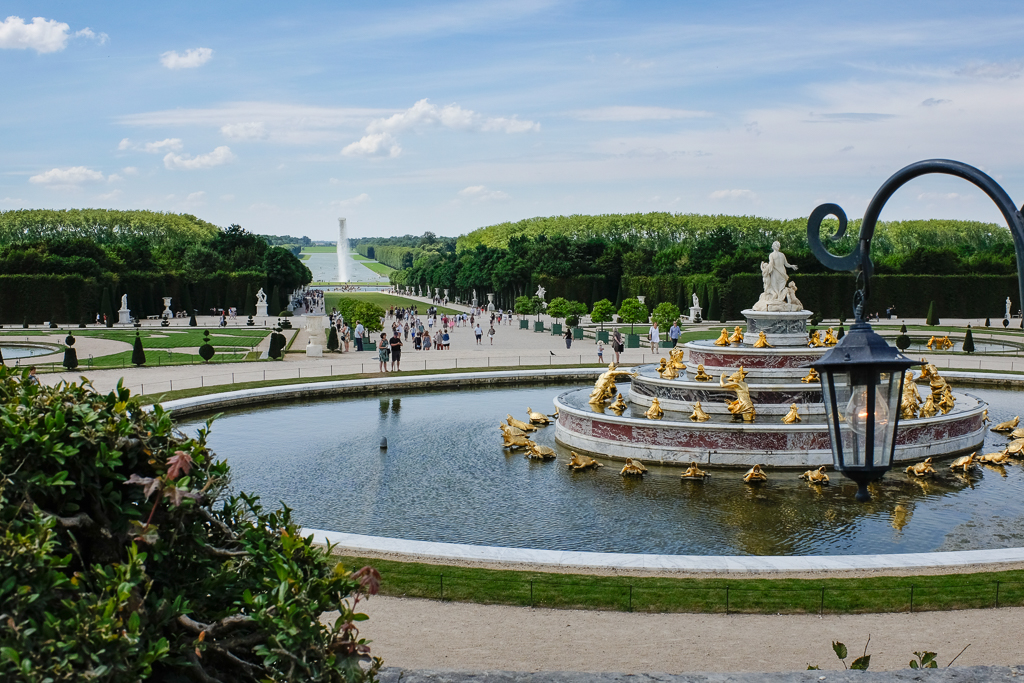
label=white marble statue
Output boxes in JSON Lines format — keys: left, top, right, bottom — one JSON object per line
{"left": 256, "top": 288, "right": 267, "bottom": 304}
{"left": 120, "top": 294, "right": 129, "bottom": 311}
{"left": 536, "top": 285, "right": 546, "bottom": 300}
{"left": 1007, "top": 297, "right": 1012, "bottom": 320}
{"left": 692, "top": 292, "right": 700, "bottom": 308}
{"left": 753, "top": 241, "right": 801, "bottom": 312}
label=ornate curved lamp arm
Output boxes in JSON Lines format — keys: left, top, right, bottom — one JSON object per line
{"left": 808, "top": 159, "right": 1024, "bottom": 323}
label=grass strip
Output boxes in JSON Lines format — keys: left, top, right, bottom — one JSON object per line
{"left": 300, "top": 246, "right": 338, "bottom": 253}
{"left": 334, "top": 554, "right": 1024, "bottom": 615}
{"left": 361, "top": 261, "right": 395, "bottom": 276}
{"left": 324, "top": 292, "right": 460, "bottom": 315}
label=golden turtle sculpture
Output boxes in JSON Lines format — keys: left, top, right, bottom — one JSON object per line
{"left": 742, "top": 464, "right": 768, "bottom": 483}
{"left": 949, "top": 452, "right": 976, "bottom": 473}
{"left": 753, "top": 331, "right": 773, "bottom": 348}
{"left": 978, "top": 451, "right": 1013, "bottom": 466}
{"left": 1010, "top": 427, "right": 1024, "bottom": 440}
{"left": 1003, "top": 439, "right": 1024, "bottom": 456}
{"left": 620, "top": 458, "right": 648, "bottom": 476}
{"left": 525, "top": 442, "right": 557, "bottom": 460}
{"left": 692, "top": 364, "right": 712, "bottom": 381}
{"left": 800, "top": 368, "right": 820, "bottom": 383}
{"left": 645, "top": 398, "right": 664, "bottom": 420}
{"left": 568, "top": 452, "right": 603, "bottom": 471}
{"left": 681, "top": 462, "right": 709, "bottom": 480}
{"left": 500, "top": 422, "right": 525, "bottom": 438}
{"left": 527, "top": 407, "right": 552, "bottom": 425}
{"left": 781, "top": 403, "right": 801, "bottom": 424}
{"left": 991, "top": 416, "right": 1020, "bottom": 433}
{"left": 609, "top": 393, "right": 628, "bottom": 415}
{"left": 690, "top": 401, "right": 710, "bottom": 422}
{"left": 905, "top": 457, "right": 936, "bottom": 477}
{"left": 714, "top": 328, "right": 730, "bottom": 346}
{"left": 800, "top": 466, "right": 830, "bottom": 485}
{"left": 729, "top": 326, "right": 744, "bottom": 344}
{"left": 507, "top": 414, "right": 538, "bottom": 432}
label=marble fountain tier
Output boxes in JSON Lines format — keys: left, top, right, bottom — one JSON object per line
{"left": 554, "top": 308, "right": 987, "bottom": 469}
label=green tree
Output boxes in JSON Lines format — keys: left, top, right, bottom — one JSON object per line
{"left": 514, "top": 295, "right": 538, "bottom": 317}
{"left": 546, "top": 297, "right": 570, "bottom": 323}
{"left": 100, "top": 285, "right": 112, "bottom": 325}
{"left": 618, "top": 297, "right": 648, "bottom": 334}
{"left": 590, "top": 298, "right": 616, "bottom": 330}
{"left": 243, "top": 283, "right": 255, "bottom": 316}
{"left": 651, "top": 301, "right": 681, "bottom": 330}
{"left": 566, "top": 300, "right": 588, "bottom": 328}
{"left": 131, "top": 331, "right": 146, "bottom": 366}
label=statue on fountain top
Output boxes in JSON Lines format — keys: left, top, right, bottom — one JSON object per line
{"left": 753, "top": 241, "right": 803, "bottom": 312}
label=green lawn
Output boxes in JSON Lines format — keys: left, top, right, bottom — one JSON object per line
{"left": 1, "top": 328, "right": 270, "bottom": 349}
{"left": 300, "top": 246, "right": 338, "bottom": 253}
{"left": 350, "top": 253, "right": 370, "bottom": 261}
{"left": 336, "top": 554, "right": 1024, "bottom": 615}
{"left": 361, "top": 261, "right": 395, "bottom": 276}
{"left": 324, "top": 292, "right": 460, "bottom": 315}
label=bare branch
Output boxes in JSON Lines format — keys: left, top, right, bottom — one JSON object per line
{"left": 197, "top": 506, "right": 237, "bottom": 541}
{"left": 53, "top": 512, "right": 95, "bottom": 528}
{"left": 185, "top": 648, "right": 226, "bottom": 683}
{"left": 201, "top": 544, "right": 249, "bottom": 558}
{"left": 206, "top": 643, "right": 258, "bottom": 676}
{"left": 178, "top": 613, "right": 209, "bottom": 634}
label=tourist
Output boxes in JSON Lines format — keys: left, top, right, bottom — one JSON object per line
{"left": 389, "top": 331, "right": 403, "bottom": 371}
{"left": 26, "top": 366, "right": 39, "bottom": 385}
{"left": 422, "top": 330, "right": 431, "bottom": 351}
{"left": 340, "top": 323, "right": 350, "bottom": 352}
{"left": 597, "top": 341, "right": 604, "bottom": 363}
{"left": 403, "top": 322, "right": 410, "bottom": 340}
{"left": 669, "top": 321, "right": 681, "bottom": 347}
{"left": 648, "top": 321, "right": 660, "bottom": 352}
{"left": 354, "top": 320, "right": 364, "bottom": 352}
{"left": 441, "top": 329, "right": 450, "bottom": 350}
{"left": 377, "top": 333, "right": 390, "bottom": 372}
{"left": 611, "top": 330, "right": 623, "bottom": 364}
{"left": 488, "top": 325, "right": 496, "bottom": 345}
{"left": 413, "top": 333, "right": 422, "bottom": 350}
{"left": 564, "top": 327, "right": 572, "bottom": 349}
{"left": 475, "top": 324, "right": 483, "bottom": 345}
{"left": 434, "top": 329, "right": 442, "bottom": 350}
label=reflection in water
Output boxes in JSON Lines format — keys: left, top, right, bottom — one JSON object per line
{"left": 179, "top": 384, "right": 1024, "bottom": 556}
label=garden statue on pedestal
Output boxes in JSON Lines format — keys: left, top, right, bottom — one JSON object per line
{"left": 1007, "top": 297, "right": 1012, "bottom": 320}
{"left": 753, "top": 242, "right": 802, "bottom": 312}
{"left": 162, "top": 297, "right": 173, "bottom": 319}
{"left": 689, "top": 291, "right": 702, "bottom": 322}
{"left": 256, "top": 287, "right": 269, "bottom": 317}
{"left": 118, "top": 293, "right": 132, "bottom": 325}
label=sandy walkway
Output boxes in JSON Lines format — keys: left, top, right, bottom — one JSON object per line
{"left": 347, "top": 596, "right": 1019, "bottom": 673}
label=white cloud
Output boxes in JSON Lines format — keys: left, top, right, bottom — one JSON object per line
{"left": 709, "top": 189, "right": 756, "bottom": 201}
{"left": 0, "top": 16, "right": 70, "bottom": 53}
{"left": 458, "top": 185, "right": 509, "bottom": 201}
{"left": 220, "top": 194, "right": 235, "bottom": 201}
{"left": 221, "top": 122, "right": 268, "bottom": 140}
{"left": 122, "top": 166, "right": 138, "bottom": 175}
{"left": 96, "top": 189, "right": 122, "bottom": 201}
{"left": 107, "top": 174, "right": 123, "bottom": 183}
{"left": 160, "top": 47, "right": 213, "bottom": 69}
{"left": 185, "top": 191, "right": 206, "bottom": 204}
{"left": 956, "top": 60, "right": 1023, "bottom": 80}
{"left": 1, "top": 197, "right": 25, "bottom": 203}
{"left": 331, "top": 193, "right": 370, "bottom": 208}
{"left": 119, "top": 138, "right": 183, "bottom": 153}
{"left": 571, "top": 106, "right": 712, "bottom": 122}
{"left": 74, "top": 27, "right": 108, "bottom": 44}
{"left": 29, "top": 166, "right": 105, "bottom": 186}
{"left": 342, "top": 132, "right": 401, "bottom": 158}
{"left": 921, "top": 98, "right": 951, "bottom": 107}
{"left": 163, "top": 146, "right": 235, "bottom": 170}
{"left": 117, "top": 138, "right": 132, "bottom": 150}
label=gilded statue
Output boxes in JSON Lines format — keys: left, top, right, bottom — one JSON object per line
{"left": 720, "top": 367, "right": 756, "bottom": 422}
{"left": 527, "top": 407, "right": 552, "bottom": 425}
{"left": 982, "top": 409, "right": 989, "bottom": 424}
{"left": 589, "top": 364, "right": 636, "bottom": 405}
{"left": 938, "top": 385, "right": 955, "bottom": 415}
{"left": 949, "top": 452, "right": 976, "bottom": 473}
{"left": 681, "top": 462, "right": 709, "bottom": 480}
{"left": 690, "top": 401, "right": 710, "bottom": 422}
{"left": 692, "top": 364, "right": 712, "bottom": 381}
{"left": 525, "top": 442, "right": 557, "bottom": 460}
{"left": 905, "top": 457, "right": 936, "bottom": 477}
{"left": 668, "top": 348, "right": 687, "bottom": 370}
{"left": 781, "top": 403, "right": 801, "bottom": 424}
{"left": 919, "top": 394, "right": 939, "bottom": 418}
{"left": 800, "top": 466, "right": 830, "bottom": 485}
{"left": 753, "top": 331, "right": 773, "bottom": 348}
{"left": 800, "top": 368, "right": 819, "bottom": 383}
{"left": 823, "top": 328, "right": 838, "bottom": 346}
{"left": 992, "top": 416, "right": 1020, "bottom": 433}
{"left": 645, "top": 398, "right": 664, "bottom": 420}
{"left": 507, "top": 414, "right": 538, "bottom": 432}
{"left": 1003, "top": 439, "right": 1024, "bottom": 456}
{"left": 729, "top": 326, "right": 744, "bottom": 344}
{"left": 808, "top": 330, "right": 824, "bottom": 347}
{"left": 919, "top": 359, "right": 954, "bottom": 414}
{"left": 978, "top": 451, "right": 1013, "bottom": 465}
{"left": 568, "top": 451, "right": 603, "bottom": 471}
{"left": 656, "top": 358, "right": 679, "bottom": 379}
{"left": 714, "top": 328, "right": 730, "bottom": 346}
{"left": 609, "top": 393, "right": 628, "bottom": 415}
{"left": 900, "top": 370, "right": 922, "bottom": 419}
{"left": 742, "top": 464, "right": 768, "bottom": 483}
{"left": 1011, "top": 427, "right": 1024, "bottom": 439}
{"left": 502, "top": 432, "right": 532, "bottom": 450}
{"left": 500, "top": 422, "right": 525, "bottom": 438}
{"left": 926, "top": 335, "right": 954, "bottom": 351}
{"left": 620, "top": 458, "right": 648, "bottom": 476}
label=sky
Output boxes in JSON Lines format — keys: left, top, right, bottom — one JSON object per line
{"left": 3, "top": 0, "right": 1024, "bottom": 240}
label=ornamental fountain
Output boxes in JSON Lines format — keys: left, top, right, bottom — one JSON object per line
{"left": 553, "top": 242, "right": 987, "bottom": 469}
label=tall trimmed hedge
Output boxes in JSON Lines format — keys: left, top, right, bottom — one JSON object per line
{"left": 374, "top": 245, "right": 417, "bottom": 270}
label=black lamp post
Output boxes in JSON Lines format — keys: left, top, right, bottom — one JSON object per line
{"left": 807, "top": 159, "right": 1024, "bottom": 501}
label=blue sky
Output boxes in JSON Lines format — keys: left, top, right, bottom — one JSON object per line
{"left": 3, "top": 1, "right": 1024, "bottom": 240}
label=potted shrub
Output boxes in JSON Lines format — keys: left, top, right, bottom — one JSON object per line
{"left": 547, "top": 297, "right": 569, "bottom": 336}
{"left": 514, "top": 295, "right": 536, "bottom": 330}
{"left": 618, "top": 298, "right": 648, "bottom": 348}
{"left": 590, "top": 298, "right": 615, "bottom": 343}
{"left": 569, "top": 301, "right": 587, "bottom": 339}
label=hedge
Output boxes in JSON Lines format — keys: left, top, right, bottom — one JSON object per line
{"left": 373, "top": 245, "right": 417, "bottom": 270}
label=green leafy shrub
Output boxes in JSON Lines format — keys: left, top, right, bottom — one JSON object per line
{"left": 651, "top": 302, "right": 681, "bottom": 330}
{"left": 0, "top": 368, "right": 381, "bottom": 682}
{"left": 513, "top": 295, "right": 538, "bottom": 317}
{"left": 617, "top": 298, "right": 648, "bottom": 333}
{"left": 590, "top": 299, "right": 615, "bottom": 330}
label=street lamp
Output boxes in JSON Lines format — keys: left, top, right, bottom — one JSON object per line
{"left": 807, "top": 159, "right": 1024, "bottom": 501}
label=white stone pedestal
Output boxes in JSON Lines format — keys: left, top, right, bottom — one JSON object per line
{"left": 741, "top": 309, "right": 813, "bottom": 347}
{"left": 688, "top": 305, "right": 702, "bottom": 323}
{"left": 256, "top": 303, "right": 269, "bottom": 317}
{"left": 305, "top": 341, "right": 323, "bottom": 357}
{"left": 118, "top": 308, "right": 132, "bottom": 325}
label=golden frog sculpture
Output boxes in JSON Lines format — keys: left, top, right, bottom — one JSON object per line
{"left": 588, "top": 363, "right": 637, "bottom": 405}
{"left": 919, "top": 394, "right": 939, "bottom": 418}
{"left": 681, "top": 462, "right": 709, "bottom": 480}
{"left": 753, "top": 331, "right": 773, "bottom": 348}
{"left": 657, "top": 358, "right": 679, "bottom": 379}
{"left": 978, "top": 451, "right": 1013, "bottom": 465}
{"left": 900, "top": 369, "right": 922, "bottom": 419}
{"left": 991, "top": 415, "right": 1020, "bottom": 433}
{"left": 692, "top": 364, "right": 712, "bottom": 382}
{"left": 527, "top": 407, "right": 552, "bottom": 425}
{"left": 645, "top": 398, "right": 665, "bottom": 420}
{"left": 620, "top": 458, "right": 648, "bottom": 476}
{"left": 525, "top": 442, "right": 557, "bottom": 460}
{"left": 690, "top": 401, "right": 710, "bottom": 422}
{"left": 781, "top": 403, "right": 801, "bottom": 424}
{"left": 823, "top": 327, "right": 839, "bottom": 346}
{"left": 800, "top": 466, "right": 830, "bottom": 485}
{"left": 800, "top": 368, "right": 820, "bottom": 383}
{"left": 949, "top": 452, "right": 976, "bottom": 473}
{"left": 609, "top": 393, "right": 628, "bottom": 415}
{"left": 729, "top": 326, "right": 744, "bottom": 344}
{"left": 507, "top": 414, "right": 538, "bottom": 432}
{"left": 668, "top": 347, "right": 687, "bottom": 370}
{"left": 502, "top": 433, "right": 532, "bottom": 450}
{"left": 808, "top": 330, "right": 824, "bottom": 347}
{"left": 905, "top": 457, "right": 936, "bottom": 477}
{"left": 742, "top": 464, "right": 768, "bottom": 483}
{"left": 714, "top": 328, "right": 730, "bottom": 346}
{"left": 568, "top": 451, "right": 603, "bottom": 471}
{"left": 720, "top": 366, "right": 756, "bottom": 422}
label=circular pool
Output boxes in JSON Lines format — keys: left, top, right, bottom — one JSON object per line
{"left": 1, "top": 343, "right": 59, "bottom": 359}
{"left": 177, "top": 383, "right": 1024, "bottom": 557}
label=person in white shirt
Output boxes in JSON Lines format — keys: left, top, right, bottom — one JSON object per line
{"left": 648, "top": 322, "right": 660, "bottom": 352}
{"left": 354, "top": 321, "right": 365, "bottom": 352}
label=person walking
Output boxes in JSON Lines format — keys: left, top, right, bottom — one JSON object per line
{"left": 488, "top": 325, "right": 496, "bottom": 345}
{"left": 377, "top": 333, "right": 390, "bottom": 372}
{"left": 441, "top": 329, "right": 450, "bottom": 350}
{"left": 669, "top": 320, "right": 681, "bottom": 347}
{"left": 389, "top": 330, "right": 403, "bottom": 371}
{"left": 475, "top": 324, "right": 483, "bottom": 345}
{"left": 597, "top": 340, "right": 604, "bottom": 363}
{"left": 564, "top": 327, "right": 573, "bottom": 349}
{"left": 354, "top": 320, "right": 364, "bottom": 352}
{"left": 648, "top": 321, "right": 660, "bottom": 353}
{"left": 612, "top": 330, "right": 624, "bottom": 364}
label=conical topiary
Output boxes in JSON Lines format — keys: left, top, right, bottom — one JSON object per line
{"left": 327, "top": 325, "right": 339, "bottom": 352}
{"left": 199, "top": 330, "right": 216, "bottom": 363}
{"left": 836, "top": 324, "right": 845, "bottom": 340}
{"left": 926, "top": 301, "right": 939, "bottom": 326}
{"left": 963, "top": 324, "right": 975, "bottom": 354}
{"left": 131, "top": 331, "right": 146, "bottom": 366}
{"left": 985, "top": 317, "right": 991, "bottom": 327}
{"left": 189, "top": 310, "right": 198, "bottom": 327}
{"left": 63, "top": 333, "right": 79, "bottom": 370}
{"left": 896, "top": 323, "right": 911, "bottom": 351}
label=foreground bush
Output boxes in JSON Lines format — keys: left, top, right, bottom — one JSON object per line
{"left": 0, "top": 367, "right": 380, "bottom": 682}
